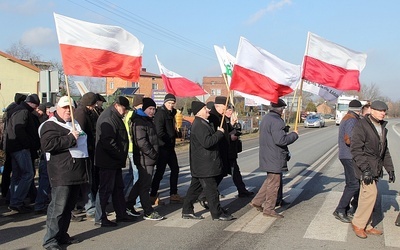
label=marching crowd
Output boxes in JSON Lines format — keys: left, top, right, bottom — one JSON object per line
{"left": 0, "top": 91, "right": 398, "bottom": 249}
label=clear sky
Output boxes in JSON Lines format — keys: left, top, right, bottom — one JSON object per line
{"left": 1, "top": 0, "right": 399, "bottom": 100}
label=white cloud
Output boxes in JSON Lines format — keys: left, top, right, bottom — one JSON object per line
{"left": 21, "top": 27, "right": 56, "bottom": 47}
{"left": 247, "top": 0, "right": 293, "bottom": 25}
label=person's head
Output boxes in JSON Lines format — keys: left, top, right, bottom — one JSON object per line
{"left": 224, "top": 104, "right": 234, "bottom": 118}
{"left": 214, "top": 96, "right": 227, "bottom": 115}
{"left": 96, "top": 93, "right": 106, "bottom": 108}
{"left": 36, "top": 104, "right": 46, "bottom": 117}
{"left": 191, "top": 101, "right": 208, "bottom": 119}
{"left": 56, "top": 96, "right": 75, "bottom": 122}
{"left": 348, "top": 100, "right": 362, "bottom": 115}
{"left": 370, "top": 100, "right": 388, "bottom": 121}
{"left": 44, "top": 102, "right": 53, "bottom": 116}
{"left": 142, "top": 97, "right": 157, "bottom": 117}
{"left": 114, "top": 96, "right": 131, "bottom": 116}
{"left": 164, "top": 93, "right": 176, "bottom": 111}
{"left": 132, "top": 95, "right": 143, "bottom": 110}
{"left": 25, "top": 94, "right": 40, "bottom": 110}
{"left": 270, "top": 98, "right": 287, "bottom": 115}
{"left": 14, "top": 93, "right": 27, "bottom": 104}
{"left": 80, "top": 92, "right": 98, "bottom": 110}
{"left": 362, "top": 103, "right": 371, "bottom": 116}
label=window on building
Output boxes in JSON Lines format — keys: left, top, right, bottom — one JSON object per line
{"left": 152, "top": 83, "right": 158, "bottom": 90}
{"left": 211, "top": 81, "right": 215, "bottom": 85}
{"left": 211, "top": 89, "right": 221, "bottom": 95}
{"left": 132, "top": 82, "right": 139, "bottom": 88}
{"left": 110, "top": 81, "right": 114, "bottom": 89}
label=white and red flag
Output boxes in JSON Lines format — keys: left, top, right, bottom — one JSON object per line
{"left": 302, "top": 32, "right": 367, "bottom": 91}
{"left": 54, "top": 13, "right": 144, "bottom": 81}
{"left": 230, "top": 37, "right": 300, "bottom": 103}
{"left": 155, "top": 56, "right": 207, "bottom": 97}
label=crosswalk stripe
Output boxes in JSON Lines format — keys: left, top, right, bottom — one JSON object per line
{"left": 304, "top": 191, "right": 348, "bottom": 241}
{"left": 382, "top": 194, "right": 400, "bottom": 248}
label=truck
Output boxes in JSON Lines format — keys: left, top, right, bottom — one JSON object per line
{"left": 335, "top": 95, "right": 367, "bottom": 125}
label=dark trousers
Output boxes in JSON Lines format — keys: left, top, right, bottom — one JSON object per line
{"left": 183, "top": 176, "right": 223, "bottom": 219}
{"left": 150, "top": 147, "right": 179, "bottom": 196}
{"left": 229, "top": 158, "right": 247, "bottom": 194}
{"left": 251, "top": 172, "right": 281, "bottom": 215}
{"left": 335, "top": 159, "right": 359, "bottom": 213}
{"left": 277, "top": 173, "right": 283, "bottom": 203}
{"left": 127, "top": 163, "right": 154, "bottom": 215}
{"left": 95, "top": 168, "right": 126, "bottom": 222}
{"left": 1, "top": 153, "right": 12, "bottom": 198}
{"left": 43, "top": 185, "right": 80, "bottom": 248}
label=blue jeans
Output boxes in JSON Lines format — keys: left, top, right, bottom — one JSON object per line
{"left": 43, "top": 185, "right": 80, "bottom": 248}
{"left": 9, "top": 149, "right": 34, "bottom": 207}
{"left": 335, "top": 159, "right": 360, "bottom": 213}
{"left": 35, "top": 155, "right": 51, "bottom": 211}
{"left": 123, "top": 153, "right": 140, "bottom": 204}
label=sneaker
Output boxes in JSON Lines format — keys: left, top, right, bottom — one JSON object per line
{"left": 9, "top": 205, "right": 32, "bottom": 214}
{"left": 126, "top": 208, "right": 141, "bottom": 217}
{"left": 150, "top": 196, "right": 165, "bottom": 206}
{"left": 143, "top": 211, "right": 164, "bottom": 221}
{"left": 170, "top": 194, "right": 184, "bottom": 204}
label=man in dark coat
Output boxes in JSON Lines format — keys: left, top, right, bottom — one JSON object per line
{"left": 350, "top": 100, "right": 395, "bottom": 238}
{"left": 150, "top": 93, "right": 183, "bottom": 204}
{"left": 181, "top": 101, "right": 234, "bottom": 221}
{"left": 94, "top": 96, "right": 135, "bottom": 227}
{"left": 41, "top": 96, "right": 89, "bottom": 249}
{"left": 250, "top": 99, "right": 298, "bottom": 218}
{"left": 130, "top": 98, "right": 163, "bottom": 221}
{"left": 333, "top": 99, "right": 362, "bottom": 223}
{"left": 6, "top": 94, "right": 41, "bottom": 213}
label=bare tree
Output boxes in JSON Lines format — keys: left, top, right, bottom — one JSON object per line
{"left": 6, "top": 40, "right": 41, "bottom": 61}
{"left": 347, "top": 82, "right": 382, "bottom": 101}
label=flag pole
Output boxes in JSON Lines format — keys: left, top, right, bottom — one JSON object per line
{"left": 219, "top": 73, "right": 231, "bottom": 128}
{"left": 64, "top": 75, "right": 76, "bottom": 131}
{"left": 286, "top": 87, "right": 298, "bottom": 124}
{"left": 294, "top": 32, "right": 312, "bottom": 131}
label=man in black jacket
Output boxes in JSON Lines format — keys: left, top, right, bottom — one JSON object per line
{"left": 41, "top": 96, "right": 89, "bottom": 249}
{"left": 182, "top": 101, "right": 233, "bottom": 221}
{"left": 94, "top": 96, "right": 136, "bottom": 227}
{"left": 150, "top": 93, "right": 183, "bottom": 204}
{"left": 350, "top": 100, "right": 395, "bottom": 238}
{"left": 6, "top": 94, "right": 41, "bottom": 213}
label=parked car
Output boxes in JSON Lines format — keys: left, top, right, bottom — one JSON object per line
{"left": 323, "top": 114, "right": 334, "bottom": 120}
{"left": 304, "top": 114, "right": 325, "bottom": 128}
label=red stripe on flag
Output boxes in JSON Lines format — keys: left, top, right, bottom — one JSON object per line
{"left": 302, "top": 56, "right": 361, "bottom": 91}
{"left": 161, "top": 75, "right": 206, "bottom": 97}
{"left": 230, "top": 65, "right": 293, "bottom": 103}
{"left": 60, "top": 44, "right": 142, "bottom": 82}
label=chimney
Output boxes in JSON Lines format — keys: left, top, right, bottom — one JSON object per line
{"left": 141, "top": 68, "right": 146, "bottom": 72}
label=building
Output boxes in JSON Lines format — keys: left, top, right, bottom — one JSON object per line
{"left": 105, "top": 68, "right": 164, "bottom": 99}
{"left": 202, "top": 76, "right": 229, "bottom": 102}
{"left": 0, "top": 50, "right": 41, "bottom": 113}
{"left": 316, "top": 102, "right": 333, "bottom": 115}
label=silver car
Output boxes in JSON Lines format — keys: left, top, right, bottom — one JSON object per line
{"left": 304, "top": 114, "right": 325, "bottom": 128}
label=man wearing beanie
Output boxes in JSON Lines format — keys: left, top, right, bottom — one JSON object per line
{"left": 129, "top": 97, "right": 164, "bottom": 221}
{"left": 94, "top": 96, "right": 136, "bottom": 227}
{"left": 150, "top": 93, "right": 183, "bottom": 205}
{"left": 75, "top": 92, "right": 99, "bottom": 219}
{"left": 5, "top": 94, "right": 41, "bottom": 213}
{"left": 333, "top": 99, "right": 362, "bottom": 223}
{"left": 181, "top": 101, "right": 233, "bottom": 221}
{"left": 350, "top": 100, "right": 395, "bottom": 238}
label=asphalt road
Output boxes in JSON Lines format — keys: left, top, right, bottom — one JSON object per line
{"left": 1, "top": 120, "right": 400, "bottom": 249}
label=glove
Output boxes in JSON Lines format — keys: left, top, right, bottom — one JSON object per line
{"left": 362, "top": 169, "right": 373, "bottom": 185}
{"left": 389, "top": 171, "right": 396, "bottom": 183}
{"left": 284, "top": 125, "right": 290, "bottom": 133}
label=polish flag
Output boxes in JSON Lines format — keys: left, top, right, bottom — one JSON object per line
{"left": 302, "top": 32, "right": 367, "bottom": 91}
{"left": 54, "top": 13, "right": 144, "bottom": 81}
{"left": 230, "top": 37, "right": 300, "bottom": 103}
{"left": 155, "top": 56, "right": 207, "bottom": 97}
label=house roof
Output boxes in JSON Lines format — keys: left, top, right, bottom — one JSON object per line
{"left": 140, "top": 70, "right": 161, "bottom": 78}
{"left": 113, "top": 87, "right": 139, "bottom": 95}
{"left": 0, "top": 50, "right": 40, "bottom": 72}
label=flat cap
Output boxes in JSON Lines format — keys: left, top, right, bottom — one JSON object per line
{"left": 271, "top": 98, "right": 287, "bottom": 108}
{"left": 371, "top": 100, "right": 388, "bottom": 111}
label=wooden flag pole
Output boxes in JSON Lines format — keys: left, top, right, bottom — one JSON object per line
{"left": 294, "top": 79, "right": 304, "bottom": 131}
{"left": 285, "top": 87, "right": 299, "bottom": 125}
{"left": 219, "top": 73, "right": 231, "bottom": 128}
{"left": 64, "top": 75, "right": 76, "bottom": 131}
